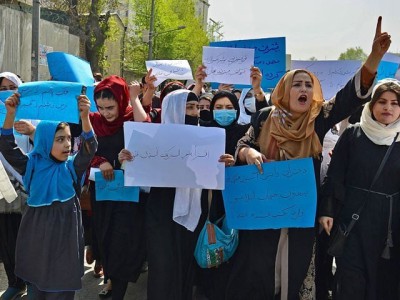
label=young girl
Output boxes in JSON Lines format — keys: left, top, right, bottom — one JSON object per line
{"left": 0, "top": 92, "right": 97, "bottom": 300}
{"left": 319, "top": 79, "right": 400, "bottom": 299}
{"left": 119, "top": 89, "right": 206, "bottom": 300}
{"left": 88, "top": 75, "right": 148, "bottom": 299}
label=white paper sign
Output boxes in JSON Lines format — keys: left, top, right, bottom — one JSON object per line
{"left": 203, "top": 46, "right": 255, "bottom": 85}
{"left": 89, "top": 167, "right": 101, "bottom": 181}
{"left": 291, "top": 60, "right": 362, "bottom": 100}
{"left": 123, "top": 122, "right": 226, "bottom": 189}
{"left": 145, "top": 60, "right": 193, "bottom": 87}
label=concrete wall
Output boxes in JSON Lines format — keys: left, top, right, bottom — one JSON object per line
{"left": 0, "top": 5, "right": 79, "bottom": 82}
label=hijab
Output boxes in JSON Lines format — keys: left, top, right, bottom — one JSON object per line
{"left": 90, "top": 75, "right": 133, "bottom": 136}
{"left": 206, "top": 91, "right": 246, "bottom": 155}
{"left": 0, "top": 72, "right": 22, "bottom": 87}
{"left": 23, "top": 121, "right": 77, "bottom": 207}
{"left": 161, "top": 89, "right": 202, "bottom": 232}
{"left": 258, "top": 69, "right": 324, "bottom": 160}
{"left": 237, "top": 88, "right": 252, "bottom": 125}
{"left": 360, "top": 79, "right": 400, "bottom": 145}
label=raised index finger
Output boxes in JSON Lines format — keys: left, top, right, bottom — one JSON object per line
{"left": 375, "top": 16, "right": 382, "bottom": 39}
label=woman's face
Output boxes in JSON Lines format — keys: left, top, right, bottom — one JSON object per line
{"left": 96, "top": 98, "right": 119, "bottom": 122}
{"left": 289, "top": 72, "right": 313, "bottom": 115}
{"left": 51, "top": 127, "right": 71, "bottom": 161}
{"left": 199, "top": 99, "right": 210, "bottom": 111}
{"left": 214, "top": 97, "right": 235, "bottom": 110}
{"left": 0, "top": 78, "right": 18, "bottom": 91}
{"left": 372, "top": 91, "right": 400, "bottom": 125}
{"left": 185, "top": 100, "right": 199, "bottom": 117}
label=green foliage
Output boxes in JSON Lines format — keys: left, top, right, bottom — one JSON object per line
{"left": 338, "top": 47, "right": 367, "bottom": 61}
{"left": 126, "top": 0, "right": 210, "bottom": 78}
{"left": 42, "top": 0, "right": 120, "bottom": 72}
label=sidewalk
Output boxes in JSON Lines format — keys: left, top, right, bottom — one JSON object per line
{"left": 0, "top": 258, "right": 148, "bottom": 299}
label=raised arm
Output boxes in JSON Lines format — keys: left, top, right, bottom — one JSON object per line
{"left": 141, "top": 68, "right": 157, "bottom": 107}
{"left": 363, "top": 16, "right": 391, "bottom": 75}
{"left": 129, "top": 81, "right": 150, "bottom": 122}
{"left": 321, "top": 16, "right": 391, "bottom": 131}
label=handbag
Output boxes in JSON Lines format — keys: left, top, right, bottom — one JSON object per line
{"left": 79, "top": 184, "right": 92, "bottom": 211}
{"left": 327, "top": 132, "right": 399, "bottom": 257}
{"left": 194, "top": 190, "right": 239, "bottom": 268}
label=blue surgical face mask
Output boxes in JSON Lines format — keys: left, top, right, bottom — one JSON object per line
{"left": 213, "top": 109, "right": 237, "bottom": 127}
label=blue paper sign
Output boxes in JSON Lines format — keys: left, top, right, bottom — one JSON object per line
{"left": 16, "top": 81, "right": 82, "bottom": 124}
{"left": 95, "top": 170, "right": 139, "bottom": 202}
{"left": 47, "top": 52, "right": 95, "bottom": 86}
{"left": 377, "top": 61, "right": 400, "bottom": 81}
{"left": 222, "top": 158, "right": 317, "bottom": 229}
{"left": 0, "top": 90, "right": 14, "bottom": 103}
{"left": 291, "top": 60, "right": 361, "bottom": 100}
{"left": 86, "top": 85, "right": 98, "bottom": 112}
{"left": 0, "top": 102, "right": 7, "bottom": 127}
{"left": 210, "top": 37, "right": 286, "bottom": 90}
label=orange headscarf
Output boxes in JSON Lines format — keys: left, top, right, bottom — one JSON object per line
{"left": 258, "top": 69, "right": 324, "bottom": 160}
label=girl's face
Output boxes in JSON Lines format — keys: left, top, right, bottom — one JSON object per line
{"left": 0, "top": 78, "right": 18, "bottom": 91}
{"left": 289, "top": 72, "right": 313, "bottom": 115}
{"left": 372, "top": 91, "right": 400, "bottom": 125}
{"left": 185, "top": 100, "right": 199, "bottom": 117}
{"left": 96, "top": 98, "right": 119, "bottom": 122}
{"left": 214, "top": 97, "right": 235, "bottom": 110}
{"left": 199, "top": 99, "right": 210, "bottom": 111}
{"left": 51, "top": 127, "right": 71, "bottom": 161}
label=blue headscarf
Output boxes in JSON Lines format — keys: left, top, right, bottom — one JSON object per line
{"left": 23, "top": 121, "right": 77, "bottom": 207}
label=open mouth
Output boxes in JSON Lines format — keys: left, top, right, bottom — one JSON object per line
{"left": 298, "top": 95, "right": 307, "bottom": 103}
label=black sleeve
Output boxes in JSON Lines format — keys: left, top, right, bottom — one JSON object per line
{"left": 73, "top": 135, "right": 98, "bottom": 184}
{"left": 319, "top": 127, "right": 353, "bottom": 217}
{"left": 0, "top": 134, "right": 28, "bottom": 176}
{"left": 321, "top": 69, "right": 373, "bottom": 133}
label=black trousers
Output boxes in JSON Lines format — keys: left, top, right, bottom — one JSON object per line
{"left": 0, "top": 213, "right": 25, "bottom": 289}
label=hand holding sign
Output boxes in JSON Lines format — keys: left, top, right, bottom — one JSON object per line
{"left": 145, "top": 60, "right": 193, "bottom": 87}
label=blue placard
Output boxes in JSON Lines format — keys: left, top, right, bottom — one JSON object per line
{"left": 210, "top": 37, "right": 286, "bottom": 90}
{"left": 16, "top": 81, "right": 82, "bottom": 124}
{"left": 47, "top": 52, "right": 95, "bottom": 86}
{"left": 0, "top": 102, "right": 6, "bottom": 127}
{"left": 0, "top": 90, "right": 14, "bottom": 103}
{"left": 86, "top": 85, "right": 98, "bottom": 112}
{"left": 95, "top": 170, "right": 139, "bottom": 202}
{"left": 222, "top": 158, "right": 317, "bottom": 229}
{"left": 377, "top": 61, "right": 400, "bottom": 81}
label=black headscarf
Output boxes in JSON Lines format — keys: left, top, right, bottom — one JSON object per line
{"left": 201, "top": 91, "right": 249, "bottom": 155}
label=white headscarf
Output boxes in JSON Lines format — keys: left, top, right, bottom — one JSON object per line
{"left": 0, "top": 72, "right": 23, "bottom": 203}
{"left": 360, "top": 79, "right": 400, "bottom": 145}
{"left": 161, "top": 89, "right": 202, "bottom": 232}
{"left": 0, "top": 72, "right": 22, "bottom": 87}
{"left": 238, "top": 88, "right": 251, "bottom": 125}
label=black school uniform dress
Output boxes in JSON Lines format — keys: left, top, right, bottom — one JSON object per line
{"left": 90, "top": 127, "right": 146, "bottom": 284}
{"left": 197, "top": 97, "right": 251, "bottom": 300}
{"left": 320, "top": 125, "right": 400, "bottom": 300}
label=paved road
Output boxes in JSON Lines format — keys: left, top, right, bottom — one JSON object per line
{"left": 0, "top": 253, "right": 148, "bottom": 299}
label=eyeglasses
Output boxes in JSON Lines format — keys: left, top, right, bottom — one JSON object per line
{"left": 0, "top": 85, "right": 18, "bottom": 91}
